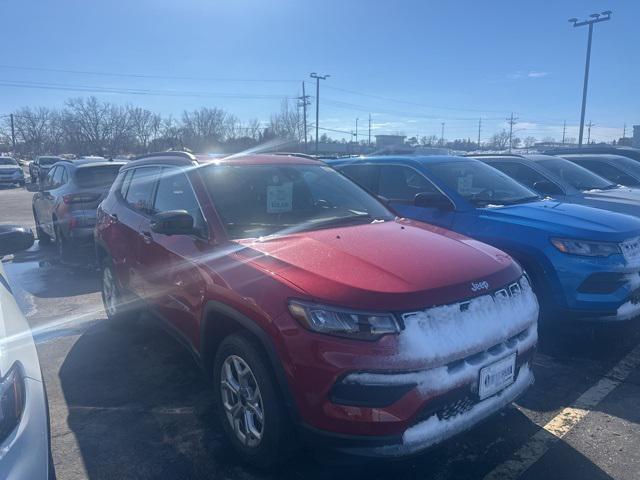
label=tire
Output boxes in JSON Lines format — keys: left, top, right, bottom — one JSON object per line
{"left": 33, "top": 207, "right": 51, "bottom": 246}
{"left": 55, "top": 226, "right": 71, "bottom": 263}
{"left": 100, "top": 257, "right": 140, "bottom": 329}
{"left": 213, "top": 334, "right": 294, "bottom": 469}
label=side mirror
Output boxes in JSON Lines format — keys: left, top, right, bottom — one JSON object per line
{"left": 532, "top": 180, "right": 560, "bottom": 196}
{"left": 150, "top": 210, "right": 196, "bottom": 235}
{"left": 414, "top": 192, "right": 453, "bottom": 211}
{"left": 0, "top": 225, "right": 34, "bottom": 256}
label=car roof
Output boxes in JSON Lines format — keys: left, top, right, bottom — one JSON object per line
{"left": 124, "top": 151, "right": 322, "bottom": 170}
{"left": 560, "top": 153, "right": 629, "bottom": 161}
{"left": 332, "top": 154, "right": 470, "bottom": 165}
{"left": 59, "top": 159, "right": 126, "bottom": 169}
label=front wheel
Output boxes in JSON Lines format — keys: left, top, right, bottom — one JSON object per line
{"left": 214, "top": 334, "right": 294, "bottom": 469}
{"left": 101, "top": 258, "right": 140, "bottom": 329}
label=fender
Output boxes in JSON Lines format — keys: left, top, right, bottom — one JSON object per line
{"left": 200, "top": 300, "right": 300, "bottom": 422}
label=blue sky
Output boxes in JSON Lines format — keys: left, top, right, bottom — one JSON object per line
{"left": 1, "top": 0, "right": 636, "bottom": 142}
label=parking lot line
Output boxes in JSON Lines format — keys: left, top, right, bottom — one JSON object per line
{"left": 483, "top": 342, "right": 640, "bottom": 480}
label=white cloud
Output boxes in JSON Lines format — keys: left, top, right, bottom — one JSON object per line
{"left": 527, "top": 71, "right": 549, "bottom": 78}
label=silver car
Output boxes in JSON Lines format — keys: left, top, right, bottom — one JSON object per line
{"left": 475, "top": 154, "right": 640, "bottom": 219}
{"left": 0, "top": 225, "right": 54, "bottom": 479}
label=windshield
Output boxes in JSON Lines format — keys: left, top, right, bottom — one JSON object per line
{"left": 75, "top": 165, "right": 122, "bottom": 187}
{"left": 536, "top": 158, "right": 615, "bottom": 191}
{"left": 426, "top": 160, "right": 539, "bottom": 206}
{"left": 201, "top": 164, "right": 394, "bottom": 239}
{"left": 611, "top": 156, "right": 640, "bottom": 176}
{"left": 0, "top": 158, "right": 17, "bottom": 166}
{"left": 39, "top": 157, "right": 60, "bottom": 166}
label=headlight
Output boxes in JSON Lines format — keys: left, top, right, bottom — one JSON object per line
{"left": 0, "top": 363, "right": 26, "bottom": 443}
{"left": 288, "top": 300, "right": 401, "bottom": 340}
{"left": 550, "top": 237, "right": 621, "bottom": 257}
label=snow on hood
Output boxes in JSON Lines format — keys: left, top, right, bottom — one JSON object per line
{"left": 397, "top": 276, "right": 538, "bottom": 365}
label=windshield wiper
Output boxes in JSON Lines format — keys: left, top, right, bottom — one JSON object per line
{"left": 303, "top": 212, "right": 376, "bottom": 230}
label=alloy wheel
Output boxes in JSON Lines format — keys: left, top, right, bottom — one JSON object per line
{"left": 102, "top": 266, "right": 118, "bottom": 318}
{"left": 220, "top": 355, "right": 265, "bottom": 448}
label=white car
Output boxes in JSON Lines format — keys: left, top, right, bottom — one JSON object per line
{"left": 0, "top": 225, "right": 53, "bottom": 479}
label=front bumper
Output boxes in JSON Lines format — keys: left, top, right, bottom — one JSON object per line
{"left": 546, "top": 249, "right": 640, "bottom": 321}
{"left": 279, "top": 278, "right": 539, "bottom": 453}
{"left": 0, "top": 377, "right": 51, "bottom": 479}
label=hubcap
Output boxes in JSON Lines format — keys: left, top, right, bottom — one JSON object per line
{"left": 102, "top": 267, "right": 117, "bottom": 317}
{"left": 220, "top": 355, "right": 264, "bottom": 447}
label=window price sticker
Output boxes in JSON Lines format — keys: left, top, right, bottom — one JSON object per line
{"left": 267, "top": 182, "right": 293, "bottom": 213}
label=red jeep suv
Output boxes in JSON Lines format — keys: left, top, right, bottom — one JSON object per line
{"left": 95, "top": 151, "right": 538, "bottom": 466}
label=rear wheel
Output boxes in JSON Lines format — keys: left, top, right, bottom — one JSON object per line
{"left": 101, "top": 257, "right": 140, "bottom": 329}
{"left": 55, "top": 226, "right": 71, "bottom": 263}
{"left": 33, "top": 208, "right": 51, "bottom": 246}
{"left": 214, "top": 334, "right": 293, "bottom": 469}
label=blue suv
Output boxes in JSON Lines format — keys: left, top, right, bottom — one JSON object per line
{"left": 332, "top": 155, "right": 640, "bottom": 323}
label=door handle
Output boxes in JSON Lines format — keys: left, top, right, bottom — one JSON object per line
{"left": 140, "top": 231, "right": 152, "bottom": 244}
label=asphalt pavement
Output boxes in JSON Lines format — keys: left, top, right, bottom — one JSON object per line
{"left": 1, "top": 185, "right": 640, "bottom": 480}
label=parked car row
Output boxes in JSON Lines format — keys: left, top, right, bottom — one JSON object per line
{"left": 23, "top": 147, "right": 640, "bottom": 468}
{"left": 0, "top": 157, "right": 26, "bottom": 187}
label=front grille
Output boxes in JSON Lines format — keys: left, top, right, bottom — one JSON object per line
{"left": 404, "top": 277, "right": 528, "bottom": 320}
{"left": 578, "top": 272, "right": 626, "bottom": 294}
{"left": 437, "top": 395, "right": 476, "bottom": 420}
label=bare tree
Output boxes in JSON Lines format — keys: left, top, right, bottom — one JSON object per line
{"left": 420, "top": 135, "right": 439, "bottom": 146}
{"left": 523, "top": 136, "right": 537, "bottom": 148}
{"left": 489, "top": 130, "right": 510, "bottom": 149}
{"left": 182, "top": 107, "right": 228, "bottom": 151}
{"left": 268, "top": 99, "right": 302, "bottom": 141}
{"left": 12, "top": 107, "right": 56, "bottom": 155}
{"left": 128, "top": 107, "right": 161, "bottom": 152}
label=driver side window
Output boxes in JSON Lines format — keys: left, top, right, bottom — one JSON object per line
{"left": 492, "top": 162, "right": 562, "bottom": 195}
{"left": 378, "top": 165, "right": 441, "bottom": 203}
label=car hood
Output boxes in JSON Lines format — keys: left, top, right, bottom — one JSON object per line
{"left": 479, "top": 199, "right": 640, "bottom": 241}
{"left": 233, "top": 219, "right": 521, "bottom": 311}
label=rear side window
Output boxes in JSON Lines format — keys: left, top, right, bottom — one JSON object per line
{"left": 378, "top": 165, "right": 440, "bottom": 202}
{"left": 124, "top": 167, "right": 161, "bottom": 214}
{"left": 153, "top": 169, "right": 206, "bottom": 235}
{"left": 51, "top": 166, "right": 64, "bottom": 187}
{"left": 75, "top": 165, "right": 122, "bottom": 188}
{"left": 339, "top": 164, "right": 380, "bottom": 193}
{"left": 491, "top": 162, "right": 562, "bottom": 194}
{"left": 45, "top": 166, "right": 58, "bottom": 188}
{"left": 579, "top": 161, "right": 640, "bottom": 186}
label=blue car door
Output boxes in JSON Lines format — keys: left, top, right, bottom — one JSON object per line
{"left": 377, "top": 164, "right": 456, "bottom": 228}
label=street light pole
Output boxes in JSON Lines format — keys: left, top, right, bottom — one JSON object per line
{"left": 569, "top": 11, "right": 611, "bottom": 148}
{"left": 310, "top": 72, "right": 329, "bottom": 155}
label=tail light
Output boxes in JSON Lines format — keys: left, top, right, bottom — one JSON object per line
{"left": 63, "top": 193, "right": 100, "bottom": 204}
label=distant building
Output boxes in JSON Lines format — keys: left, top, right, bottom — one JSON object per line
{"left": 633, "top": 125, "right": 640, "bottom": 148}
{"left": 375, "top": 135, "right": 406, "bottom": 148}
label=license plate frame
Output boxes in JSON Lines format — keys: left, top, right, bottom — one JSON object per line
{"left": 479, "top": 353, "right": 516, "bottom": 401}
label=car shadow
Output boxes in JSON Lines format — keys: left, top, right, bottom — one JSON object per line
{"left": 7, "top": 245, "right": 99, "bottom": 298}
{"left": 57, "top": 316, "right": 616, "bottom": 480}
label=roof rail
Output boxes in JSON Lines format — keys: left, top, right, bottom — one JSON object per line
{"left": 466, "top": 153, "right": 525, "bottom": 158}
{"left": 134, "top": 151, "right": 197, "bottom": 162}
{"left": 272, "top": 152, "right": 319, "bottom": 160}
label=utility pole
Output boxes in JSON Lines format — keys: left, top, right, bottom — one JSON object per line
{"left": 569, "top": 11, "right": 612, "bottom": 147}
{"left": 368, "top": 113, "right": 371, "bottom": 146}
{"left": 586, "top": 120, "right": 594, "bottom": 144}
{"left": 298, "top": 82, "right": 310, "bottom": 153}
{"left": 355, "top": 118, "right": 359, "bottom": 144}
{"left": 562, "top": 120, "right": 567, "bottom": 144}
{"left": 623, "top": 123, "right": 627, "bottom": 139}
{"left": 507, "top": 112, "right": 518, "bottom": 152}
{"left": 310, "top": 72, "right": 329, "bottom": 155}
{"left": 10, "top": 113, "right": 16, "bottom": 152}
{"left": 440, "top": 122, "right": 445, "bottom": 146}
{"left": 477, "top": 118, "right": 482, "bottom": 151}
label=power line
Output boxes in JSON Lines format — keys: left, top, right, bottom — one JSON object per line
{"left": 0, "top": 64, "right": 298, "bottom": 84}
{"left": 0, "top": 79, "right": 294, "bottom": 100}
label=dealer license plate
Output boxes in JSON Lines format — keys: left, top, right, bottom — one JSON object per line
{"left": 479, "top": 353, "right": 516, "bottom": 400}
